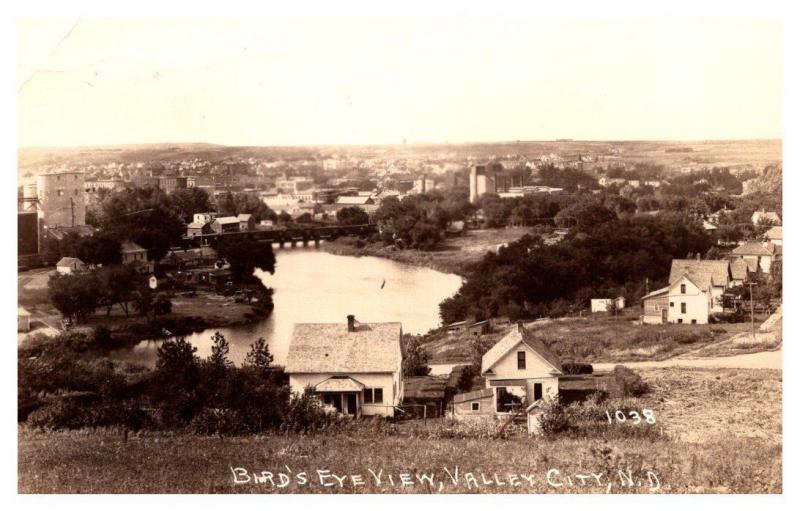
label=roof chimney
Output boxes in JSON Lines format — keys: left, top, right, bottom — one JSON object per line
{"left": 347, "top": 314, "right": 356, "bottom": 332}
{"left": 517, "top": 321, "right": 524, "bottom": 333}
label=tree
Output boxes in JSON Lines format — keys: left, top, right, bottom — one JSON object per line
{"left": 401, "top": 335, "right": 431, "bottom": 377}
{"left": 243, "top": 337, "right": 273, "bottom": 374}
{"left": 171, "top": 187, "right": 212, "bottom": 222}
{"left": 217, "top": 237, "right": 276, "bottom": 283}
{"left": 336, "top": 206, "right": 370, "bottom": 226}
{"left": 153, "top": 337, "right": 201, "bottom": 423}
{"left": 48, "top": 272, "right": 101, "bottom": 324}
{"left": 97, "top": 265, "right": 139, "bottom": 316}
{"left": 77, "top": 232, "right": 122, "bottom": 266}
{"left": 208, "top": 331, "right": 233, "bottom": 370}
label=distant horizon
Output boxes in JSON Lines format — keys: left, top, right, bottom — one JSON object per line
{"left": 17, "top": 137, "right": 784, "bottom": 152}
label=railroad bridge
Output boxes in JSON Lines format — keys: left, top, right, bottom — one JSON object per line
{"left": 179, "top": 223, "right": 377, "bottom": 249}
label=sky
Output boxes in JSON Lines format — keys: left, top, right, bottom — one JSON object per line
{"left": 17, "top": 17, "right": 783, "bottom": 147}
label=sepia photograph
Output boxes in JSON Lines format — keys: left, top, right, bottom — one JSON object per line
{"left": 9, "top": 2, "right": 792, "bottom": 500}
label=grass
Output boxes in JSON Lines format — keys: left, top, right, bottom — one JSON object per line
{"left": 321, "top": 228, "right": 534, "bottom": 276}
{"left": 17, "top": 428, "right": 780, "bottom": 494}
{"left": 18, "top": 267, "right": 264, "bottom": 345}
{"left": 422, "top": 314, "right": 753, "bottom": 365}
{"left": 18, "top": 367, "right": 782, "bottom": 494}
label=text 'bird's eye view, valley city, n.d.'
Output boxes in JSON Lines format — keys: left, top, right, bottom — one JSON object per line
{"left": 13, "top": 12, "right": 789, "bottom": 500}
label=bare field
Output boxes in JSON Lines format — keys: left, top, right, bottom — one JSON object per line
{"left": 637, "top": 367, "right": 782, "bottom": 443}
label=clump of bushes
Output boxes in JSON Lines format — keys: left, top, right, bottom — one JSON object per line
{"left": 610, "top": 365, "right": 649, "bottom": 397}
{"left": 537, "top": 393, "right": 663, "bottom": 440}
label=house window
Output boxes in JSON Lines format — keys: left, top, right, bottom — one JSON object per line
{"left": 678, "top": 319, "right": 683, "bottom": 324}
{"left": 533, "top": 382, "right": 543, "bottom": 401}
{"left": 670, "top": 302, "right": 674, "bottom": 308}
{"left": 681, "top": 303, "right": 686, "bottom": 314}
{"left": 57, "top": 189, "right": 64, "bottom": 196}
{"left": 680, "top": 284, "right": 686, "bottom": 294}
{"left": 691, "top": 319, "right": 697, "bottom": 324}
{"left": 517, "top": 351, "right": 526, "bottom": 370}
{"left": 471, "top": 402, "right": 480, "bottom": 412}
{"left": 364, "top": 388, "right": 383, "bottom": 404}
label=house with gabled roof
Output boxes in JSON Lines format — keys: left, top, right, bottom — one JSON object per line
{"left": 764, "top": 225, "right": 782, "bottom": 246}
{"left": 285, "top": 315, "right": 403, "bottom": 418}
{"left": 751, "top": 209, "right": 781, "bottom": 226}
{"left": 729, "top": 258, "right": 757, "bottom": 287}
{"left": 210, "top": 216, "right": 241, "bottom": 234}
{"left": 643, "top": 259, "right": 732, "bottom": 325}
{"left": 452, "top": 323, "right": 561, "bottom": 425}
{"left": 730, "top": 241, "right": 775, "bottom": 274}
{"left": 56, "top": 257, "right": 86, "bottom": 275}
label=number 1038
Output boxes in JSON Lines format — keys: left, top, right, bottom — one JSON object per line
{"left": 605, "top": 409, "right": 656, "bottom": 424}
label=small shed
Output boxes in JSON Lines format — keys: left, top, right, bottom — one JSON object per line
{"left": 403, "top": 376, "right": 448, "bottom": 418}
{"left": 18, "top": 307, "right": 31, "bottom": 332}
{"left": 452, "top": 388, "right": 494, "bottom": 416}
{"left": 590, "top": 296, "right": 625, "bottom": 313}
{"left": 56, "top": 257, "right": 86, "bottom": 275}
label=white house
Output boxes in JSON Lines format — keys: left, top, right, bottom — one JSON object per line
{"left": 751, "top": 209, "right": 781, "bottom": 226}
{"left": 284, "top": 315, "right": 404, "bottom": 418}
{"left": 237, "top": 213, "right": 255, "bottom": 231}
{"left": 730, "top": 241, "right": 775, "bottom": 274}
{"left": 590, "top": 296, "right": 626, "bottom": 313}
{"left": 764, "top": 226, "right": 782, "bottom": 247}
{"left": 452, "top": 324, "right": 562, "bottom": 432}
{"left": 55, "top": 257, "right": 86, "bottom": 275}
{"left": 642, "top": 259, "right": 731, "bottom": 325}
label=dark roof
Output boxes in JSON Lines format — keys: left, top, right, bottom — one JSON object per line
{"left": 669, "top": 259, "right": 730, "bottom": 291}
{"left": 452, "top": 388, "right": 493, "bottom": 404}
{"left": 285, "top": 321, "right": 402, "bottom": 374}
{"left": 404, "top": 376, "right": 448, "bottom": 400}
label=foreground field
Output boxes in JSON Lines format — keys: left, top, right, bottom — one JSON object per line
{"left": 17, "top": 428, "right": 780, "bottom": 494}
{"left": 18, "top": 367, "right": 781, "bottom": 494}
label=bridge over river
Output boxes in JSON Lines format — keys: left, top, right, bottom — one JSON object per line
{"left": 179, "top": 223, "right": 377, "bottom": 249}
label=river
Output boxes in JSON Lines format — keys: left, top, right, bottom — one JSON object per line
{"left": 109, "top": 247, "right": 463, "bottom": 367}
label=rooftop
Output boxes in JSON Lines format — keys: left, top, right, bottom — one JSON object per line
{"left": 121, "top": 241, "right": 146, "bottom": 253}
{"left": 731, "top": 242, "right": 773, "bottom": 257}
{"left": 481, "top": 327, "right": 562, "bottom": 376}
{"left": 668, "top": 259, "right": 730, "bottom": 291}
{"left": 285, "top": 320, "right": 402, "bottom": 374}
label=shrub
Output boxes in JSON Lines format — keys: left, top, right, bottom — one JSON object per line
{"left": 280, "top": 388, "right": 337, "bottom": 433}
{"left": 189, "top": 408, "right": 245, "bottom": 435}
{"left": 561, "top": 362, "right": 594, "bottom": 375}
{"left": 538, "top": 397, "right": 570, "bottom": 435}
{"left": 611, "top": 365, "right": 649, "bottom": 397}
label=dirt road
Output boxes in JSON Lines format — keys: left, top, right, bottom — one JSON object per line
{"left": 594, "top": 346, "right": 782, "bottom": 371}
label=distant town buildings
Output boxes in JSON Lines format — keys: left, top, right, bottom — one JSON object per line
{"left": 34, "top": 171, "right": 87, "bottom": 227}
{"left": 469, "top": 163, "right": 525, "bottom": 203}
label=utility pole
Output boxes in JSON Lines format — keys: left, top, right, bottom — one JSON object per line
{"left": 748, "top": 280, "right": 756, "bottom": 342}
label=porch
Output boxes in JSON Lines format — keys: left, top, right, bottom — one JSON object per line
{"left": 314, "top": 376, "right": 365, "bottom": 418}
